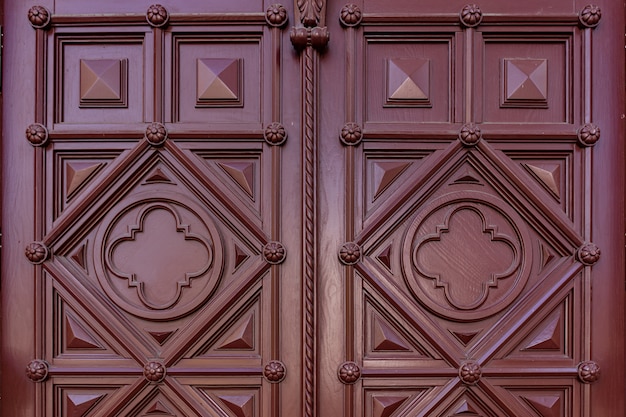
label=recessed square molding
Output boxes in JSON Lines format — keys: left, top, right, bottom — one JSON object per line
{"left": 79, "top": 58, "right": 128, "bottom": 108}
{"left": 501, "top": 58, "right": 548, "bottom": 108}
{"left": 385, "top": 58, "right": 431, "bottom": 107}
{"left": 196, "top": 58, "right": 243, "bottom": 107}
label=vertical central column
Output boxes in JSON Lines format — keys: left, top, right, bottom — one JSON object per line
{"left": 290, "top": 2, "right": 329, "bottom": 415}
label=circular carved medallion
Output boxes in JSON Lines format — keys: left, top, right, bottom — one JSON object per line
{"left": 459, "top": 123, "right": 482, "bottom": 146}
{"left": 338, "top": 361, "right": 361, "bottom": 384}
{"left": 460, "top": 4, "right": 482, "bottom": 28}
{"left": 340, "top": 4, "right": 363, "bottom": 27}
{"left": 145, "top": 122, "right": 168, "bottom": 146}
{"left": 264, "top": 360, "right": 286, "bottom": 383}
{"left": 144, "top": 361, "right": 166, "bottom": 382}
{"left": 26, "top": 359, "right": 49, "bottom": 382}
{"left": 340, "top": 123, "right": 363, "bottom": 146}
{"left": 26, "top": 123, "right": 49, "bottom": 147}
{"left": 579, "top": 5, "right": 601, "bottom": 28}
{"left": 94, "top": 192, "right": 224, "bottom": 320}
{"left": 28, "top": 6, "right": 51, "bottom": 29}
{"left": 265, "top": 4, "right": 288, "bottom": 27}
{"left": 146, "top": 4, "right": 169, "bottom": 28}
{"left": 578, "top": 361, "right": 600, "bottom": 383}
{"left": 263, "top": 241, "right": 286, "bottom": 264}
{"left": 577, "top": 242, "right": 600, "bottom": 266}
{"left": 401, "top": 191, "right": 532, "bottom": 321}
{"left": 577, "top": 123, "right": 600, "bottom": 147}
{"left": 459, "top": 361, "right": 481, "bottom": 385}
{"left": 339, "top": 242, "right": 361, "bottom": 265}
{"left": 25, "top": 241, "right": 49, "bottom": 264}
{"left": 264, "top": 122, "right": 287, "bottom": 146}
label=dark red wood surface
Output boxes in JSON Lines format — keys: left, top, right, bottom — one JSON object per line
{"left": 1, "top": 1, "right": 623, "bottom": 416}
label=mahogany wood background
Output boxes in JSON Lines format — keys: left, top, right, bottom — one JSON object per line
{"left": 1, "top": 0, "right": 624, "bottom": 416}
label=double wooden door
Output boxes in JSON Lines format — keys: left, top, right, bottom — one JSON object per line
{"left": 2, "top": 0, "right": 624, "bottom": 416}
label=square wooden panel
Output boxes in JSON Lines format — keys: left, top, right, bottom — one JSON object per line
{"left": 170, "top": 34, "right": 261, "bottom": 124}
{"left": 364, "top": 35, "right": 456, "bottom": 125}
{"left": 53, "top": 33, "right": 151, "bottom": 125}
{"left": 479, "top": 33, "right": 574, "bottom": 124}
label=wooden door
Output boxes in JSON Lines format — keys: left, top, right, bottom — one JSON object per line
{"left": 2, "top": 1, "right": 624, "bottom": 417}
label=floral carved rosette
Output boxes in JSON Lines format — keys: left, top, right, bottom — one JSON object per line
{"left": 263, "top": 241, "right": 286, "bottom": 264}
{"left": 460, "top": 4, "right": 482, "bottom": 28}
{"left": 459, "top": 361, "right": 481, "bottom": 385}
{"left": 266, "top": 4, "right": 288, "bottom": 27}
{"left": 339, "top": 242, "right": 361, "bottom": 265}
{"left": 264, "top": 122, "right": 288, "bottom": 146}
{"left": 340, "top": 123, "right": 362, "bottom": 146}
{"left": 264, "top": 360, "right": 286, "bottom": 383}
{"left": 25, "top": 242, "right": 49, "bottom": 264}
{"left": 340, "top": 4, "right": 362, "bottom": 27}
{"left": 144, "top": 361, "right": 166, "bottom": 382}
{"left": 26, "top": 123, "right": 49, "bottom": 147}
{"left": 28, "top": 5, "right": 51, "bottom": 29}
{"left": 26, "top": 359, "right": 49, "bottom": 382}
{"left": 146, "top": 4, "right": 169, "bottom": 27}
{"left": 145, "top": 122, "right": 168, "bottom": 146}
{"left": 578, "top": 361, "right": 600, "bottom": 383}
{"left": 338, "top": 361, "right": 361, "bottom": 384}
{"left": 579, "top": 4, "right": 601, "bottom": 28}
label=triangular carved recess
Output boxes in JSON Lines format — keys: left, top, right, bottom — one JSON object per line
{"left": 442, "top": 394, "right": 499, "bottom": 417}
{"left": 192, "top": 153, "right": 261, "bottom": 213}
{"left": 69, "top": 243, "right": 88, "bottom": 271}
{"left": 502, "top": 294, "right": 572, "bottom": 360}
{"left": 449, "top": 167, "right": 483, "bottom": 186}
{"left": 193, "top": 298, "right": 261, "bottom": 358}
{"left": 218, "top": 161, "right": 255, "bottom": 198}
{"left": 217, "top": 314, "right": 255, "bottom": 350}
{"left": 233, "top": 244, "right": 250, "bottom": 271}
{"left": 520, "top": 393, "right": 562, "bottom": 417}
{"left": 522, "top": 310, "right": 562, "bottom": 351}
{"left": 376, "top": 244, "right": 393, "bottom": 271}
{"left": 218, "top": 394, "right": 255, "bottom": 417}
{"left": 66, "top": 162, "right": 105, "bottom": 198}
{"left": 66, "top": 392, "right": 107, "bottom": 417}
{"left": 143, "top": 167, "right": 175, "bottom": 185}
{"left": 372, "top": 314, "right": 411, "bottom": 351}
{"left": 365, "top": 298, "right": 435, "bottom": 359}
{"left": 195, "top": 389, "right": 259, "bottom": 417}
{"left": 372, "top": 161, "right": 411, "bottom": 199}
{"left": 147, "top": 330, "right": 176, "bottom": 346}
{"left": 523, "top": 163, "right": 562, "bottom": 201}
{"left": 54, "top": 289, "right": 129, "bottom": 359}
{"left": 539, "top": 242, "right": 558, "bottom": 271}
{"left": 144, "top": 400, "right": 174, "bottom": 415}
{"left": 372, "top": 395, "right": 410, "bottom": 417}
{"left": 449, "top": 330, "right": 481, "bottom": 347}
{"left": 65, "top": 312, "right": 105, "bottom": 350}
{"left": 364, "top": 152, "right": 431, "bottom": 213}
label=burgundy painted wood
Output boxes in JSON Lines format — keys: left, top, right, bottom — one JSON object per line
{"left": 2, "top": 0, "right": 624, "bottom": 416}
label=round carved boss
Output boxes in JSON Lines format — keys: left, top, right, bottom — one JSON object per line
{"left": 401, "top": 191, "right": 532, "bottom": 321}
{"left": 26, "top": 359, "right": 49, "bottom": 382}
{"left": 338, "top": 361, "right": 361, "bottom": 384}
{"left": 264, "top": 360, "right": 287, "bottom": 383}
{"left": 93, "top": 192, "right": 224, "bottom": 320}
{"left": 144, "top": 361, "right": 166, "bottom": 382}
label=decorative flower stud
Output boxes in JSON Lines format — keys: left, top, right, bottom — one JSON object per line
{"left": 579, "top": 5, "right": 601, "bottom": 28}
{"left": 263, "top": 241, "right": 286, "bottom": 264}
{"left": 28, "top": 5, "right": 51, "bottom": 29}
{"left": 26, "top": 123, "right": 49, "bottom": 147}
{"left": 266, "top": 4, "right": 288, "bottom": 27}
{"left": 578, "top": 361, "right": 600, "bottom": 383}
{"left": 338, "top": 361, "right": 361, "bottom": 384}
{"left": 459, "top": 361, "right": 481, "bottom": 385}
{"left": 340, "top": 123, "right": 363, "bottom": 146}
{"left": 264, "top": 122, "right": 288, "bottom": 145}
{"left": 339, "top": 242, "right": 361, "bottom": 265}
{"left": 460, "top": 4, "right": 482, "bottom": 28}
{"left": 145, "top": 122, "right": 168, "bottom": 146}
{"left": 577, "top": 123, "right": 600, "bottom": 147}
{"left": 459, "top": 123, "right": 482, "bottom": 146}
{"left": 144, "top": 361, "right": 166, "bottom": 382}
{"left": 25, "top": 242, "right": 49, "bottom": 264}
{"left": 146, "top": 4, "right": 169, "bottom": 27}
{"left": 340, "top": 4, "right": 363, "bottom": 27}
{"left": 26, "top": 359, "right": 49, "bottom": 382}
{"left": 264, "top": 360, "right": 286, "bottom": 383}
{"left": 577, "top": 242, "right": 600, "bottom": 266}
